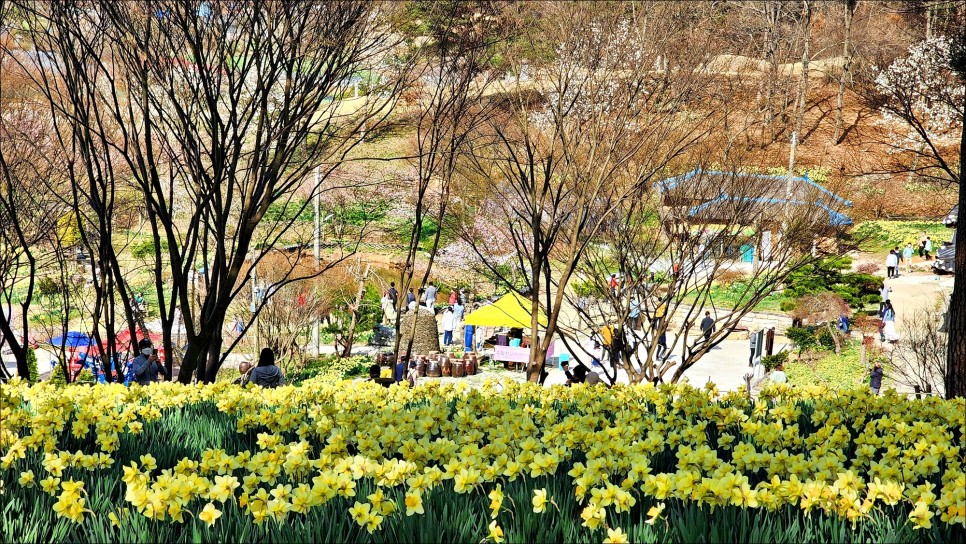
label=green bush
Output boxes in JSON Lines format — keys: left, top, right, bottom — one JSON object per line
{"left": 26, "top": 347, "right": 39, "bottom": 384}
{"left": 785, "top": 327, "right": 817, "bottom": 354}
{"left": 130, "top": 238, "right": 169, "bottom": 259}
{"left": 48, "top": 364, "right": 68, "bottom": 387}
{"left": 784, "top": 258, "right": 880, "bottom": 308}
{"left": 761, "top": 351, "right": 788, "bottom": 371}
{"left": 76, "top": 368, "right": 96, "bottom": 384}
{"left": 779, "top": 298, "right": 797, "bottom": 312}
{"left": 817, "top": 328, "right": 837, "bottom": 351}
{"left": 572, "top": 278, "right": 605, "bottom": 298}
{"left": 288, "top": 354, "right": 373, "bottom": 384}
{"left": 264, "top": 199, "right": 314, "bottom": 223}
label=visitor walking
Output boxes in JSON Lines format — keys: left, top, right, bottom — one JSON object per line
{"left": 880, "top": 301, "right": 899, "bottom": 343}
{"left": 748, "top": 330, "right": 758, "bottom": 367}
{"left": 424, "top": 281, "right": 438, "bottom": 311}
{"left": 406, "top": 287, "right": 416, "bottom": 307}
{"left": 442, "top": 306, "right": 455, "bottom": 346}
{"left": 249, "top": 348, "right": 285, "bottom": 388}
{"left": 449, "top": 289, "right": 458, "bottom": 305}
{"left": 628, "top": 297, "right": 641, "bottom": 331}
{"left": 902, "top": 243, "right": 914, "bottom": 274}
{"left": 885, "top": 249, "right": 898, "bottom": 278}
{"left": 869, "top": 362, "right": 884, "bottom": 395}
{"left": 656, "top": 331, "right": 667, "bottom": 360}
{"left": 700, "top": 311, "right": 715, "bottom": 343}
{"left": 388, "top": 282, "right": 399, "bottom": 308}
{"left": 132, "top": 338, "right": 167, "bottom": 385}
{"left": 879, "top": 282, "right": 891, "bottom": 314}
{"left": 381, "top": 292, "right": 396, "bottom": 325}
{"left": 924, "top": 237, "right": 933, "bottom": 261}
{"left": 919, "top": 231, "right": 928, "bottom": 259}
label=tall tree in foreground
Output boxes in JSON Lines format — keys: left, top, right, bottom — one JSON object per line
{"left": 15, "top": 0, "right": 406, "bottom": 382}
{"left": 871, "top": 31, "right": 965, "bottom": 398}
{"left": 390, "top": 0, "right": 507, "bottom": 361}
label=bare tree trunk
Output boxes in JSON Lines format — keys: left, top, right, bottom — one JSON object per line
{"left": 945, "top": 56, "right": 966, "bottom": 399}
{"left": 762, "top": 1, "right": 783, "bottom": 142}
{"left": 833, "top": 0, "right": 856, "bottom": 144}
{"left": 341, "top": 264, "right": 370, "bottom": 358}
{"left": 793, "top": 1, "right": 812, "bottom": 143}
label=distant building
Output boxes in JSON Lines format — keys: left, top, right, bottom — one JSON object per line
{"left": 657, "top": 169, "right": 853, "bottom": 262}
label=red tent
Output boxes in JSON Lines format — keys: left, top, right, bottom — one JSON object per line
{"left": 115, "top": 329, "right": 163, "bottom": 348}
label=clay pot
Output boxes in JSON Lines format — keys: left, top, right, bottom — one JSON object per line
{"left": 465, "top": 356, "right": 476, "bottom": 375}
{"left": 442, "top": 357, "right": 453, "bottom": 377}
{"left": 452, "top": 361, "right": 465, "bottom": 378}
{"left": 417, "top": 359, "right": 427, "bottom": 377}
{"left": 427, "top": 359, "right": 441, "bottom": 377}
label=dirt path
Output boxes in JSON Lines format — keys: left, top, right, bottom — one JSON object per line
{"left": 875, "top": 257, "right": 951, "bottom": 323}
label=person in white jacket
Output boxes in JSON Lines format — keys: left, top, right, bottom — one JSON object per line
{"left": 441, "top": 307, "right": 456, "bottom": 346}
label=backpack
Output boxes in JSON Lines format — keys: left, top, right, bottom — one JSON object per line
{"left": 407, "top": 370, "right": 416, "bottom": 388}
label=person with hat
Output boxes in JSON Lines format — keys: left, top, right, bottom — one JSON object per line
{"left": 132, "top": 338, "right": 167, "bottom": 385}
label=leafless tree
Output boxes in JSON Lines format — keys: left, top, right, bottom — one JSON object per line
{"left": 0, "top": 82, "right": 65, "bottom": 379}
{"left": 888, "top": 301, "right": 949, "bottom": 395}
{"left": 833, "top": 0, "right": 858, "bottom": 144}
{"left": 559, "top": 168, "right": 851, "bottom": 385}
{"left": 12, "top": 1, "right": 409, "bottom": 382}
{"left": 789, "top": 292, "right": 851, "bottom": 353}
{"left": 460, "top": 3, "right": 723, "bottom": 382}
{"left": 389, "top": 0, "right": 509, "bottom": 360}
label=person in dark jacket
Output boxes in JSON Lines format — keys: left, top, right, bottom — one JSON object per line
{"left": 395, "top": 356, "right": 408, "bottom": 384}
{"left": 249, "top": 348, "right": 284, "bottom": 388}
{"left": 132, "top": 338, "right": 167, "bottom": 385}
{"left": 700, "top": 312, "right": 715, "bottom": 342}
{"left": 869, "top": 362, "right": 884, "bottom": 395}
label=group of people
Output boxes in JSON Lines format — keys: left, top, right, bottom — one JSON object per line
{"left": 884, "top": 232, "right": 936, "bottom": 279}
{"left": 233, "top": 348, "right": 286, "bottom": 387}
{"left": 382, "top": 281, "right": 469, "bottom": 315}
{"left": 380, "top": 281, "right": 468, "bottom": 346}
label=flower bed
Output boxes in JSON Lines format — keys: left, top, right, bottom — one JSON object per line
{"left": 1, "top": 379, "right": 963, "bottom": 543}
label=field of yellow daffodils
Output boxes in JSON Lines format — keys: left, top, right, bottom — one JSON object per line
{"left": 1, "top": 377, "right": 963, "bottom": 543}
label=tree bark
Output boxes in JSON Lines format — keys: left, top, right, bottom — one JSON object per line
{"left": 793, "top": 1, "right": 812, "bottom": 143}
{"left": 945, "top": 59, "right": 966, "bottom": 399}
{"left": 341, "top": 264, "right": 370, "bottom": 358}
{"left": 833, "top": 0, "right": 856, "bottom": 144}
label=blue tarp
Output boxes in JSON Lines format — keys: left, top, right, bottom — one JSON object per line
{"left": 49, "top": 331, "right": 94, "bottom": 349}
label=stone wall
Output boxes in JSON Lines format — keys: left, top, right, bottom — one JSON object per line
{"left": 399, "top": 308, "right": 440, "bottom": 354}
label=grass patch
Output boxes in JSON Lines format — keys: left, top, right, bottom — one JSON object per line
{"left": 785, "top": 344, "right": 869, "bottom": 388}
{"left": 684, "top": 283, "right": 785, "bottom": 313}
{"left": 853, "top": 220, "right": 951, "bottom": 254}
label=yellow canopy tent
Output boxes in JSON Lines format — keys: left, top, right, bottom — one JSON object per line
{"left": 464, "top": 292, "right": 548, "bottom": 329}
